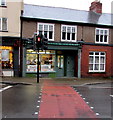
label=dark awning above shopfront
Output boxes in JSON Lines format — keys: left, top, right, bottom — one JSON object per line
{"left": 48, "top": 42, "right": 82, "bottom": 50}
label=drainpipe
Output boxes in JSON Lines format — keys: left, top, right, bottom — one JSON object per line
{"left": 78, "top": 48, "right": 81, "bottom": 78}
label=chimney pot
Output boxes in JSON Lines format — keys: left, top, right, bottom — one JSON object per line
{"left": 89, "top": 0, "right": 102, "bottom": 14}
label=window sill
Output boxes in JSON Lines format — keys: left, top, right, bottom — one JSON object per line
{"left": 88, "top": 72, "right": 106, "bottom": 74}
{"left": 0, "top": 5, "right": 7, "bottom": 8}
{"left": 0, "top": 30, "right": 8, "bottom": 32}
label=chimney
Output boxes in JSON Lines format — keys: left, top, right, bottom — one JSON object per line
{"left": 89, "top": 0, "right": 102, "bottom": 14}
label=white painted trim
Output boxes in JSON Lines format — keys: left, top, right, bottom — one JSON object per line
{"left": 0, "top": 86, "right": 12, "bottom": 92}
{"left": 37, "top": 22, "right": 55, "bottom": 41}
{"left": 95, "top": 28, "right": 109, "bottom": 44}
{"left": 61, "top": 24, "right": 77, "bottom": 42}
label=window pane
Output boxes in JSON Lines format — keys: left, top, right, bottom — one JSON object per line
{"left": 96, "top": 29, "right": 99, "bottom": 35}
{"left": 104, "top": 35, "right": 107, "bottom": 42}
{"left": 89, "top": 52, "right": 94, "bottom": 55}
{"left": 62, "top": 32, "right": 66, "bottom": 40}
{"left": 105, "top": 30, "right": 108, "bottom": 35}
{"left": 67, "top": 27, "right": 71, "bottom": 33}
{"left": 101, "top": 52, "right": 105, "bottom": 55}
{"left": 100, "top": 30, "right": 103, "bottom": 35}
{"left": 44, "top": 25, "right": 48, "bottom": 31}
{"left": 72, "top": 33, "right": 75, "bottom": 40}
{"left": 39, "top": 31, "right": 42, "bottom": 35}
{"left": 95, "top": 52, "right": 99, "bottom": 55}
{"left": 95, "top": 57, "right": 99, "bottom": 63}
{"left": 2, "top": 18, "right": 7, "bottom": 31}
{"left": 44, "top": 31, "right": 48, "bottom": 38}
{"left": 94, "top": 64, "right": 99, "bottom": 70}
{"left": 100, "top": 35, "right": 103, "bottom": 42}
{"left": 72, "top": 27, "right": 75, "bottom": 33}
{"left": 89, "top": 64, "right": 93, "bottom": 70}
{"left": 49, "top": 31, "right": 53, "bottom": 39}
{"left": 39, "top": 24, "right": 43, "bottom": 31}
{"left": 62, "top": 26, "right": 66, "bottom": 32}
{"left": 100, "top": 64, "right": 104, "bottom": 70}
{"left": 49, "top": 25, "right": 53, "bottom": 31}
{"left": 96, "top": 35, "right": 99, "bottom": 42}
{"left": 89, "top": 56, "right": 93, "bottom": 63}
{"left": 100, "top": 57, "right": 105, "bottom": 63}
{"left": 67, "top": 33, "right": 70, "bottom": 40}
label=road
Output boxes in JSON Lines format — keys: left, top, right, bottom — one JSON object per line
{"left": 72, "top": 82, "right": 113, "bottom": 119}
{"left": 1, "top": 80, "right": 113, "bottom": 119}
{"left": 2, "top": 83, "right": 41, "bottom": 119}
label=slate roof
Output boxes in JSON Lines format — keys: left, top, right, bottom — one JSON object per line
{"left": 23, "top": 4, "right": 113, "bottom": 26}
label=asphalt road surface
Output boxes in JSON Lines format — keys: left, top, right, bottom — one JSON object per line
{"left": 1, "top": 81, "right": 113, "bottom": 120}
{"left": 72, "top": 82, "right": 113, "bottom": 120}
{"left": 2, "top": 83, "right": 41, "bottom": 119}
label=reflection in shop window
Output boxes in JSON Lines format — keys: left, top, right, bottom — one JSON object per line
{"left": 57, "top": 55, "right": 64, "bottom": 68}
{"left": 26, "top": 50, "right": 55, "bottom": 72}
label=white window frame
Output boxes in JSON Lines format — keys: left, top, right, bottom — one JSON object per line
{"left": 95, "top": 28, "right": 109, "bottom": 44}
{"left": 37, "top": 23, "right": 54, "bottom": 41}
{"left": 0, "top": 18, "right": 8, "bottom": 31}
{"left": 61, "top": 25, "right": 77, "bottom": 42}
{"left": 89, "top": 51, "right": 106, "bottom": 72}
{"left": 0, "top": 0, "right": 6, "bottom": 6}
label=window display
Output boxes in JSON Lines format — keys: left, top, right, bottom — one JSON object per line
{"left": 0, "top": 46, "right": 13, "bottom": 69}
{"left": 26, "top": 50, "right": 55, "bottom": 72}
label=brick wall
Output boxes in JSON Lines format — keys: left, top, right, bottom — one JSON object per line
{"left": 81, "top": 45, "right": 113, "bottom": 77}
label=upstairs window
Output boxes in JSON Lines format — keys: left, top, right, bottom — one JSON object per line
{"left": 95, "top": 28, "right": 109, "bottom": 44}
{"left": 0, "top": 0, "right": 6, "bottom": 6}
{"left": 61, "top": 25, "right": 77, "bottom": 42}
{"left": 37, "top": 23, "right": 54, "bottom": 41}
{"left": 0, "top": 18, "right": 8, "bottom": 31}
{"left": 89, "top": 51, "right": 106, "bottom": 72}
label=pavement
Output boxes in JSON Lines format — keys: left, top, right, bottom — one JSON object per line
{"left": 1, "top": 76, "right": 113, "bottom": 86}
{"left": 1, "top": 77, "right": 113, "bottom": 119}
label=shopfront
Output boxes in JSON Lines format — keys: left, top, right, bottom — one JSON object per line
{"left": 0, "top": 46, "right": 14, "bottom": 76}
{"left": 25, "top": 48, "right": 79, "bottom": 78}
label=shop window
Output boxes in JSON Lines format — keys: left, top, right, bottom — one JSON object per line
{"left": 89, "top": 51, "right": 106, "bottom": 72}
{"left": 37, "top": 23, "right": 54, "bottom": 41}
{"left": 0, "top": 46, "right": 13, "bottom": 69}
{"left": 61, "top": 25, "right": 77, "bottom": 42}
{"left": 95, "top": 28, "right": 109, "bottom": 44}
{"left": 26, "top": 50, "right": 55, "bottom": 72}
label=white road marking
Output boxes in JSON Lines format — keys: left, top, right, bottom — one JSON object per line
{"left": 91, "top": 107, "right": 94, "bottom": 109}
{"left": 110, "top": 95, "right": 113, "bottom": 97}
{"left": 96, "top": 113, "right": 100, "bottom": 116}
{"left": 34, "top": 112, "right": 38, "bottom": 115}
{"left": 0, "top": 86, "right": 12, "bottom": 92}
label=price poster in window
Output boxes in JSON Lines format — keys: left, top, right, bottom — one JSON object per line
{"left": 2, "top": 50, "right": 9, "bottom": 61}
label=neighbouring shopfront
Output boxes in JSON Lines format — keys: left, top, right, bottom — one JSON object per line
{"left": 0, "top": 46, "right": 14, "bottom": 76}
{"left": 1, "top": 37, "right": 20, "bottom": 77}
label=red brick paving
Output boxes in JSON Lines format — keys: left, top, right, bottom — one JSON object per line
{"left": 38, "top": 80, "right": 98, "bottom": 119}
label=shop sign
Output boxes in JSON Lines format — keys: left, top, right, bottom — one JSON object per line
{"left": 27, "top": 65, "right": 37, "bottom": 72}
